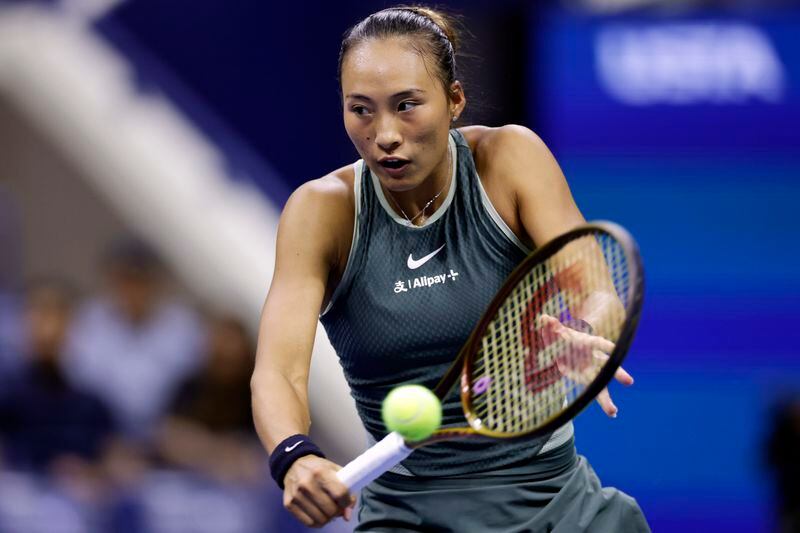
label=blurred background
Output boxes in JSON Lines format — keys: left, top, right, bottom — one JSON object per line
{"left": 0, "top": 0, "right": 798, "bottom": 531}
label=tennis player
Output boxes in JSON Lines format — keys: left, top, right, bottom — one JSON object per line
{"left": 252, "top": 6, "right": 650, "bottom": 531}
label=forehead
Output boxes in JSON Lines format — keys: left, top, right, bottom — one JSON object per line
{"left": 341, "top": 37, "right": 441, "bottom": 96}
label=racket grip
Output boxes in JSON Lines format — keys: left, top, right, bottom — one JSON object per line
{"left": 336, "top": 432, "right": 412, "bottom": 493}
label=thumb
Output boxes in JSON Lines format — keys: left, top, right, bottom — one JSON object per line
{"left": 343, "top": 500, "right": 356, "bottom": 521}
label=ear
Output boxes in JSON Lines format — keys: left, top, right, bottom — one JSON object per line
{"left": 449, "top": 81, "right": 466, "bottom": 121}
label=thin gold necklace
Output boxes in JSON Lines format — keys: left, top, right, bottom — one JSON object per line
{"left": 387, "top": 147, "right": 451, "bottom": 226}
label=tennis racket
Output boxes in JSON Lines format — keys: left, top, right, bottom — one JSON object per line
{"left": 336, "top": 221, "right": 644, "bottom": 492}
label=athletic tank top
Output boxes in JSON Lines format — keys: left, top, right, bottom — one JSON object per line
{"left": 320, "top": 130, "right": 573, "bottom": 477}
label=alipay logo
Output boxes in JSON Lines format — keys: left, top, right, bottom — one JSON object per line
{"left": 595, "top": 23, "right": 787, "bottom": 105}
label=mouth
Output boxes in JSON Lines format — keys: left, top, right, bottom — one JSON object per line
{"left": 378, "top": 157, "right": 411, "bottom": 177}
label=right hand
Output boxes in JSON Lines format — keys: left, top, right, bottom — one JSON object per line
{"left": 283, "top": 455, "right": 356, "bottom": 528}
{"left": 537, "top": 314, "right": 634, "bottom": 417}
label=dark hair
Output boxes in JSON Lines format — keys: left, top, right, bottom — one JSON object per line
{"left": 103, "top": 236, "right": 161, "bottom": 276}
{"left": 338, "top": 6, "right": 461, "bottom": 98}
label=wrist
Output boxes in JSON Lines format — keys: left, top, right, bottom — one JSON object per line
{"left": 563, "top": 318, "right": 594, "bottom": 335}
{"left": 269, "top": 434, "right": 326, "bottom": 489}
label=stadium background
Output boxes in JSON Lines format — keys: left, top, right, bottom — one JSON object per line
{"left": 0, "top": 0, "right": 798, "bottom": 531}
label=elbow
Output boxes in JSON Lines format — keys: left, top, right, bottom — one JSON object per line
{"left": 250, "top": 367, "right": 272, "bottom": 400}
{"left": 250, "top": 366, "right": 308, "bottom": 400}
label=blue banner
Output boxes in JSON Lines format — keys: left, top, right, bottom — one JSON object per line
{"left": 532, "top": 10, "right": 800, "bottom": 155}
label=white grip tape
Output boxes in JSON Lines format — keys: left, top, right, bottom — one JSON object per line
{"left": 336, "top": 432, "right": 412, "bottom": 493}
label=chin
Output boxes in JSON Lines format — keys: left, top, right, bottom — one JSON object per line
{"left": 378, "top": 173, "right": 422, "bottom": 193}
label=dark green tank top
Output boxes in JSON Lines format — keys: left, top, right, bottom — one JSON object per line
{"left": 320, "top": 130, "right": 573, "bottom": 476}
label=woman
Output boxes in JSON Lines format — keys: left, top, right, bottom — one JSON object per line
{"left": 251, "top": 6, "right": 649, "bottom": 531}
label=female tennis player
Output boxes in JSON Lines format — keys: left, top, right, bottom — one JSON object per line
{"left": 251, "top": 6, "right": 649, "bottom": 531}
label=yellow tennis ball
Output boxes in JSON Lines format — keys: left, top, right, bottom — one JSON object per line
{"left": 382, "top": 385, "right": 442, "bottom": 441}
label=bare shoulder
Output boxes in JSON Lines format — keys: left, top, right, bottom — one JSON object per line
{"left": 285, "top": 164, "right": 354, "bottom": 217}
{"left": 282, "top": 164, "right": 355, "bottom": 236}
{"left": 279, "top": 164, "right": 356, "bottom": 272}
{"left": 456, "top": 124, "right": 582, "bottom": 247}
{"left": 456, "top": 124, "right": 492, "bottom": 153}
{"left": 459, "top": 125, "right": 548, "bottom": 171}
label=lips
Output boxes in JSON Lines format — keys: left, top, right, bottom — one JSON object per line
{"left": 378, "top": 157, "right": 411, "bottom": 178}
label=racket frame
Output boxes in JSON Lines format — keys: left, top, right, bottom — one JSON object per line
{"left": 457, "top": 220, "right": 644, "bottom": 440}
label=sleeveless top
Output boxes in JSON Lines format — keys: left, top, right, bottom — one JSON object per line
{"left": 320, "top": 130, "right": 574, "bottom": 477}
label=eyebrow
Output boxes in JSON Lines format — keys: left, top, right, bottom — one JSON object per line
{"left": 345, "top": 88, "right": 427, "bottom": 101}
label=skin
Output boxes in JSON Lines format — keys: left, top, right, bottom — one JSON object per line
{"left": 342, "top": 38, "right": 464, "bottom": 221}
{"left": 251, "top": 36, "right": 634, "bottom": 528}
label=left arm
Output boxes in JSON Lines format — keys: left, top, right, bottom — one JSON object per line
{"left": 477, "top": 125, "right": 633, "bottom": 416}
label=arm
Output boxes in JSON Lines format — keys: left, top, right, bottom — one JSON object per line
{"left": 251, "top": 176, "right": 354, "bottom": 527}
{"left": 478, "top": 125, "right": 634, "bottom": 415}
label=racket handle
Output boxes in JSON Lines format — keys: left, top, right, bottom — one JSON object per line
{"left": 336, "top": 432, "right": 412, "bottom": 493}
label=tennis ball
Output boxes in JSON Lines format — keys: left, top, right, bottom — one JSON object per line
{"left": 382, "top": 385, "right": 442, "bottom": 441}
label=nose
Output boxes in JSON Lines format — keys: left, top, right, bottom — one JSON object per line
{"left": 374, "top": 114, "right": 402, "bottom": 152}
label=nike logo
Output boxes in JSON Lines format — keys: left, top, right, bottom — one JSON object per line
{"left": 284, "top": 441, "right": 302, "bottom": 452}
{"left": 407, "top": 244, "right": 446, "bottom": 270}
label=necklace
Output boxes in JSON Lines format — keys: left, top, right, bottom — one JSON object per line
{"left": 387, "top": 147, "right": 451, "bottom": 226}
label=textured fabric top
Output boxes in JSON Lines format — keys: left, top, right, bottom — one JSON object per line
{"left": 320, "top": 129, "right": 564, "bottom": 476}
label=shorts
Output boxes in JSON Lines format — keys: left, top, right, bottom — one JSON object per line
{"left": 356, "top": 441, "right": 650, "bottom": 533}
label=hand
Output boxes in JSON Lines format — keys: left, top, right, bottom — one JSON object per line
{"left": 283, "top": 455, "right": 356, "bottom": 528}
{"left": 537, "top": 314, "right": 634, "bottom": 418}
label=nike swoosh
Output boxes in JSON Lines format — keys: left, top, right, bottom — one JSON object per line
{"left": 284, "top": 441, "right": 302, "bottom": 452}
{"left": 407, "top": 244, "right": 446, "bottom": 270}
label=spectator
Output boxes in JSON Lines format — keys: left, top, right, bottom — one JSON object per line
{"left": 0, "top": 186, "right": 23, "bottom": 382}
{"left": 64, "top": 238, "right": 203, "bottom": 443}
{"left": 156, "top": 316, "right": 264, "bottom": 484}
{"left": 0, "top": 280, "right": 115, "bottom": 474}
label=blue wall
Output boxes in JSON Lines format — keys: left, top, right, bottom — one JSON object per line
{"left": 534, "top": 8, "right": 800, "bottom": 531}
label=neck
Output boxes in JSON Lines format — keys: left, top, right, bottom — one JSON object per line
{"left": 385, "top": 143, "right": 452, "bottom": 226}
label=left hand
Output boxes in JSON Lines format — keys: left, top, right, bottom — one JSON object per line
{"left": 537, "top": 314, "right": 634, "bottom": 418}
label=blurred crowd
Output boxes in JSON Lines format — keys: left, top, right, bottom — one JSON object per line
{"left": 0, "top": 238, "right": 292, "bottom": 533}
{"left": 766, "top": 396, "right": 800, "bottom": 533}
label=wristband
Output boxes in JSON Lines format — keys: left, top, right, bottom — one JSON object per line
{"left": 269, "top": 434, "right": 326, "bottom": 489}
{"left": 563, "top": 318, "right": 595, "bottom": 335}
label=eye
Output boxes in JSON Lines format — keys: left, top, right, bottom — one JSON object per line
{"left": 350, "top": 105, "right": 371, "bottom": 116}
{"left": 398, "top": 101, "right": 419, "bottom": 112}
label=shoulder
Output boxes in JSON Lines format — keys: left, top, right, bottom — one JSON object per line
{"left": 278, "top": 163, "right": 357, "bottom": 270}
{"left": 456, "top": 125, "right": 582, "bottom": 247}
{"left": 284, "top": 164, "right": 355, "bottom": 218}
{"left": 280, "top": 164, "right": 356, "bottom": 235}
{"left": 460, "top": 124, "right": 567, "bottom": 199}
{"left": 69, "top": 298, "right": 115, "bottom": 334}
{"left": 458, "top": 124, "right": 550, "bottom": 174}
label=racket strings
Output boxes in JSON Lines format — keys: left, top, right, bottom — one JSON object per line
{"left": 466, "top": 232, "right": 631, "bottom": 435}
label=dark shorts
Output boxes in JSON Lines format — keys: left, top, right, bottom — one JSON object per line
{"left": 356, "top": 442, "right": 650, "bottom": 533}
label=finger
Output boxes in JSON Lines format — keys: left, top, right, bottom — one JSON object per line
{"left": 591, "top": 349, "right": 611, "bottom": 374}
{"left": 284, "top": 496, "right": 316, "bottom": 528}
{"left": 537, "top": 315, "right": 561, "bottom": 345}
{"left": 292, "top": 492, "right": 330, "bottom": 527}
{"left": 343, "top": 502, "right": 355, "bottom": 522}
{"left": 538, "top": 313, "right": 557, "bottom": 326}
{"left": 614, "top": 365, "right": 634, "bottom": 386}
{"left": 588, "top": 335, "right": 616, "bottom": 353}
{"left": 319, "top": 476, "right": 353, "bottom": 515}
{"left": 596, "top": 387, "right": 618, "bottom": 418}
{"left": 305, "top": 486, "right": 340, "bottom": 519}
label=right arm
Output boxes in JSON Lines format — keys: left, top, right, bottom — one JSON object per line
{"left": 250, "top": 175, "right": 355, "bottom": 527}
